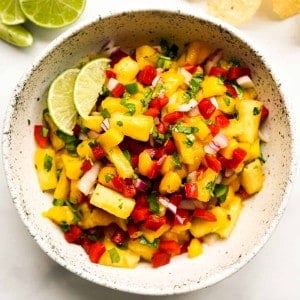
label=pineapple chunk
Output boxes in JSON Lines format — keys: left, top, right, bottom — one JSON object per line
{"left": 196, "top": 168, "right": 218, "bottom": 202}
{"left": 159, "top": 171, "right": 182, "bottom": 194}
{"left": 90, "top": 184, "right": 135, "bottom": 219}
{"left": 202, "top": 76, "right": 227, "bottom": 98}
{"left": 43, "top": 206, "right": 74, "bottom": 225}
{"left": 128, "top": 238, "right": 157, "bottom": 261}
{"left": 53, "top": 168, "right": 70, "bottom": 201}
{"left": 113, "top": 56, "right": 139, "bottom": 84}
{"left": 135, "top": 45, "right": 160, "bottom": 69}
{"left": 141, "top": 224, "right": 171, "bottom": 243}
{"left": 61, "top": 154, "right": 83, "bottom": 180}
{"left": 188, "top": 238, "right": 203, "bottom": 258}
{"left": 97, "top": 127, "right": 124, "bottom": 152}
{"left": 80, "top": 115, "right": 104, "bottom": 132}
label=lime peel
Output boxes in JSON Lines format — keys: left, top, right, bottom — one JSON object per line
{"left": 0, "top": 22, "right": 33, "bottom": 47}
{"left": 0, "top": 0, "right": 26, "bottom": 25}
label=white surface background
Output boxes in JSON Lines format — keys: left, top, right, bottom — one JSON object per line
{"left": 0, "top": 1, "right": 299, "bottom": 299}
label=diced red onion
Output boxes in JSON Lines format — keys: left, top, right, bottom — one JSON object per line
{"left": 78, "top": 161, "right": 101, "bottom": 195}
{"left": 134, "top": 178, "right": 149, "bottom": 192}
{"left": 204, "top": 142, "right": 219, "bottom": 155}
{"left": 215, "top": 173, "right": 223, "bottom": 184}
{"left": 236, "top": 75, "right": 254, "bottom": 89}
{"left": 259, "top": 128, "right": 269, "bottom": 143}
{"left": 157, "top": 154, "right": 167, "bottom": 166}
{"left": 193, "top": 200, "right": 208, "bottom": 209}
{"left": 78, "top": 132, "right": 88, "bottom": 141}
{"left": 186, "top": 171, "right": 199, "bottom": 182}
{"left": 145, "top": 148, "right": 156, "bottom": 158}
{"left": 213, "top": 133, "right": 228, "bottom": 148}
{"left": 179, "top": 67, "right": 193, "bottom": 85}
{"left": 107, "top": 77, "right": 119, "bottom": 91}
{"left": 159, "top": 196, "right": 177, "bottom": 215}
{"left": 178, "top": 200, "right": 195, "bottom": 210}
{"left": 178, "top": 99, "right": 198, "bottom": 112}
{"left": 152, "top": 75, "right": 161, "bottom": 87}
{"left": 187, "top": 106, "right": 200, "bottom": 117}
{"left": 100, "top": 118, "right": 110, "bottom": 131}
{"left": 204, "top": 48, "right": 223, "bottom": 74}
{"left": 203, "top": 233, "right": 219, "bottom": 245}
{"left": 225, "top": 168, "right": 234, "bottom": 177}
{"left": 174, "top": 214, "right": 185, "bottom": 225}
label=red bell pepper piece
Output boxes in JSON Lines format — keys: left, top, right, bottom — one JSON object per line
{"left": 122, "top": 183, "right": 136, "bottom": 198}
{"left": 146, "top": 161, "right": 161, "bottom": 179}
{"left": 162, "top": 111, "right": 184, "bottom": 124}
{"left": 151, "top": 250, "right": 171, "bottom": 268}
{"left": 215, "top": 114, "right": 230, "bottom": 128}
{"left": 110, "top": 49, "right": 128, "bottom": 67}
{"left": 156, "top": 121, "right": 168, "bottom": 134}
{"left": 225, "top": 83, "right": 238, "bottom": 98}
{"left": 184, "top": 182, "right": 198, "bottom": 198}
{"left": 72, "top": 124, "right": 81, "bottom": 136}
{"left": 163, "top": 139, "right": 176, "bottom": 154}
{"left": 209, "top": 66, "right": 227, "bottom": 77}
{"left": 144, "top": 107, "right": 160, "bottom": 118}
{"left": 106, "top": 69, "right": 116, "bottom": 79}
{"left": 237, "top": 186, "right": 250, "bottom": 199}
{"left": 193, "top": 208, "right": 217, "bottom": 222}
{"left": 174, "top": 208, "right": 191, "bottom": 225}
{"left": 111, "top": 82, "right": 126, "bottom": 98}
{"left": 260, "top": 105, "right": 269, "bottom": 123}
{"left": 137, "top": 65, "right": 157, "bottom": 85}
{"left": 64, "top": 225, "right": 82, "bottom": 243}
{"left": 80, "top": 159, "right": 92, "bottom": 172}
{"left": 149, "top": 95, "right": 169, "bottom": 110}
{"left": 143, "top": 214, "right": 167, "bottom": 231}
{"left": 183, "top": 63, "right": 197, "bottom": 74}
{"left": 131, "top": 154, "right": 139, "bottom": 169}
{"left": 131, "top": 207, "right": 150, "bottom": 223}
{"left": 208, "top": 124, "right": 220, "bottom": 136}
{"left": 230, "top": 147, "right": 247, "bottom": 169}
{"left": 127, "top": 223, "right": 139, "bottom": 238}
{"left": 112, "top": 175, "right": 125, "bottom": 193}
{"left": 205, "top": 154, "right": 222, "bottom": 173}
{"left": 227, "top": 66, "right": 251, "bottom": 80}
{"left": 111, "top": 228, "right": 127, "bottom": 246}
{"left": 169, "top": 193, "right": 182, "bottom": 207}
{"left": 198, "top": 98, "right": 216, "bottom": 119}
{"left": 91, "top": 144, "right": 105, "bottom": 160}
{"left": 87, "top": 241, "right": 106, "bottom": 263}
{"left": 34, "top": 125, "right": 48, "bottom": 148}
{"left": 159, "top": 240, "right": 181, "bottom": 255}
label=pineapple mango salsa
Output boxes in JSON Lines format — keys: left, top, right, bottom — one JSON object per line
{"left": 34, "top": 40, "right": 268, "bottom": 268}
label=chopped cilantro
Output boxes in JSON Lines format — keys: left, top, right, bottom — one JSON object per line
{"left": 233, "top": 84, "right": 243, "bottom": 96}
{"left": 214, "top": 184, "right": 229, "bottom": 203}
{"left": 147, "top": 191, "right": 160, "bottom": 214}
{"left": 27, "top": 119, "right": 31, "bottom": 125}
{"left": 52, "top": 199, "right": 65, "bottom": 206}
{"left": 156, "top": 55, "right": 172, "bottom": 69}
{"left": 152, "top": 83, "right": 165, "bottom": 99}
{"left": 125, "top": 83, "right": 138, "bottom": 94}
{"left": 123, "top": 150, "right": 131, "bottom": 163}
{"left": 117, "top": 120, "right": 123, "bottom": 127}
{"left": 184, "top": 134, "right": 195, "bottom": 147}
{"left": 223, "top": 96, "right": 231, "bottom": 106}
{"left": 60, "top": 221, "right": 70, "bottom": 232}
{"left": 56, "top": 130, "right": 79, "bottom": 155}
{"left": 171, "top": 122, "right": 199, "bottom": 135}
{"left": 229, "top": 57, "right": 240, "bottom": 66}
{"left": 108, "top": 247, "right": 120, "bottom": 263}
{"left": 172, "top": 153, "right": 182, "bottom": 169}
{"left": 44, "top": 154, "right": 53, "bottom": 172}
{"left": 205, "top": 181, "right": 215, "bottom": 195}
{"left": 160, "top": 39, "right": 178, "bottom": 59}
{"left": 120, "top": 98, "right": 136, "bottom": 115}
{"left": 141, "top": 87, "right": 153, "bottom": 107}
{"left": 139, "top": 236, "right": 160, "bottom": 248}
{"left": 100, "top": 108, "right": 111, "bottom": 119}
{"left": 253, "top": 107, "right": 261, "bottom": 116}
{"left": 104, "top": 173, "right": 114, "bottom": 183}
{"left": 152, "top": 126, "right": 170, "bottom": 145}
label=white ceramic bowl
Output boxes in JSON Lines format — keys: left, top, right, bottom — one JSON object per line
{"left": 2, "top": 3, "right": 297, "bottom": 295}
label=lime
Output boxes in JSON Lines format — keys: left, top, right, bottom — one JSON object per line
{"left": 19, "top": 0, "right": 86, "bottom": 29}
{"left": 0, "top": 0, "right": 26, "bottom": 25}
{"left": 48, "top": 68, "right": 80, "bottom": 135}
{"left": 0, "top": 22, "right": 33, "bottom": 47}
{"left": 74, "top": 58, "right": 110, "bottom": 119}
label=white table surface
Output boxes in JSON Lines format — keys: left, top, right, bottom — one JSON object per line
{"left": 1, "top": 1, "right": 299, "bottom": 299}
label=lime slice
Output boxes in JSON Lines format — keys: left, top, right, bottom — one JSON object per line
{"left": 48, "top": 68, "right": 80, "bottom": 135}
{"left": 0, "top": 0, "right": 26, "bottom": 25}
{"left": 19, "top": 0, "right": 86, "bottom": 28}
{"left": 74, "top": 58, "right": 110, "bottom": 118}
{"left": 0, "top": 22, "right": 33, "bottom": 47}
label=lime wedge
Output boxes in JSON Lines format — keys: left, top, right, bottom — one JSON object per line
{"left": 19, "top": 0, "right": 86, "bottom": 29}
{"left": 48, "top": 68, "right": 80, "bottom": 135}
{"left": 0, "top": 0, "right": 26, "bottom": 25}
{"left": 74, "top": 58, "right": 110, "bottom": 118}
{"left": 0, "top": 22, "right": 33, "bottom": 47}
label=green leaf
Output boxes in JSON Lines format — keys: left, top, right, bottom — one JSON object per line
{"left": 44, "top": 153, "right": 53, "bottom": 172}
{"left": 100, "top": 108, "right": 111, "bottom": 119}
{"left": 147, "top": 191, "right": 160, "bottom": 214}
{"left": 108, "top": 247, "right": 120, "bottom": 263}
{"left": 52, "top": 199, "right": 65, "bottom": 206}
{"left": 171, "top": 122, "right": 199, "bottom": 135}
{"left": 139, "top": 236, "right": 160, "bottom": 248}
{"left": 213, "top": 184, "right": 229, "bottom": 203}
{"left": 125, "top": 83, "right": 138, "bottom": 94}
{"left": 253, "top": 107, "right": 261, "bottom": 116}
{"left": 60, "top": 221, "right": 70, "bottom": 232}
{"left": 172, "top": 153, "right": 182, "bottom": 169}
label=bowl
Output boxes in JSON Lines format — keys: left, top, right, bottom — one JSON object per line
{"left": 2, "top": 2, "right": 297, "bottom": 295}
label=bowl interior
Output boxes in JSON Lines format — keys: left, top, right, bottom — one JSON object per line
{"left": 2, "top": 9, "right": 293, "bottom": 295}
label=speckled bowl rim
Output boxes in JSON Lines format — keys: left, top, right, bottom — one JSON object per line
{"left": 2, "top": 1, "right": 298, "bottom": 295}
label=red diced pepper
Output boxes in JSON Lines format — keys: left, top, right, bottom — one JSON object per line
{"left": 147, "top": 161, "right": 161, "bottom": 179}
{"left": 215, "top": 114, "right": 230, "bottom": 128}
{"left": 137, "top": 65, "right": 157, "bottom": 85}
{"left": 227, "top": 66, "right": 251, "bottom": 80}
{"left": 157, "top": 122, "right": 168, "bottom": 134}
{"left": 87, "top": 241, "right": 106, "bottom": 263}
{"left": 193, "top": 208, "right": 217, "bottom": 222}
{"left": 112, "top": 175, "right": 125, "bottom": 193}
{"left": 127, "top": 223, "right": 139, "bottom": 238}
{"left": 237, "top": 186, "right": 250, "bottom": 199}
{"left": 143, "top": 215, "right": 167, "bottom": 231}
{"left": 174, "top": 209, "right": 191, "bottom": 225}
{"left": 111, "top": 83, "right": 126, "bottom": 98}
{"left": 110, "top": 49, "right": 128, "bottom": 67}
{"left": 72, "top": 124, "right": 81, "bottom": 136}
{"left": 159, "top": 240, "right": 181, "bottom": 255}
{"left": 144, "top": 107, "right": 160, "bottom": 118}
{"left": 149, "top": 95, "right": 169, "bottom": 110}
{"left": 81, "top": 237, "right": 92, "bottom": 253}
{"left": 131, "top": 154, "right": 139, "bottom": 169}
{"left": 163, "top": 111, "right": 184, "bottom": 124}
{"left": 169, "top": 193, "right": 182, "bottom": 207}
{"left": 260, "top": 105, "right": 269, "bottom": 123}
{"left": 208, "top": 124, "right": 220, "bottom": 136}
{"left": 230, "top": 147, "right": 247, "bottom": 169}
{"left": 151, "top": 250, "right": 171, "bottom": 268}
{"left": 91, "top": 144, "right": 105, "bottom": 160}
{"left": 184, "top": 182, "right": 198, "bottom": 198}
{"left": 135, "top": 194, "right": 149, "bottom": 207}
{"left": 106, "top": 69, "right": 116, "bottom": 79}
{"left": 198, "top": 98, "right": 216, "bottom": 119}
{"left": 180, "top": 241, "right": 189, "bottom": 254}
{"left": 80, "top": 159, "right": 92, "bottom": 172}
{"left": 225, "top": 83, "right": 238, "bottom": 98}
{"left": 34, "top": 125, "right": 48, "bottom": 148}
{"left": 64, "top": 225, "right": 82, "bottom": 243}
{"left": 131, "top": 206, "right": 150, "bottom": 223}
{"left": 205, "top": 154, "right": 222, "bottom": 173}
{"left": 209, "top": 66, "right": 227, "bottom": 77}
{"left": 163, "top": 139, "right": 176, "bottom": 154}
{"left": 111, "top": 228, "right": 127, "bottom": 246}
{"left": 123, "top": 184, "right": 136, "bottom": 198}
{"left": 183, "top": 63, "right": 197, "bottom": 74}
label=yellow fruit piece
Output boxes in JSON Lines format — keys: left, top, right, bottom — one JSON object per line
{"left": 43, "top": 206, "right": 74, "bottom": 225}
{"left": 160, "top": 69, "right": 185, "bottom": 97}
{"left": 113, "top": 56, "right": 139, "bottom": 84}
{"left": 240, "top": 158, "right": 264, "bottom": 194}
{"left": 106, "top": 146, "right": 134, "bottom": 178}
{"left": 61, "top": 154, "right": 83, "bottom": 180}
{"left": 186, "top": 116, "right": 211, "bottom": 141}
{"left": 187, "top": 140, "right": 205, "bottom": 173}
{"left": 90, "top": 184, "right": 135, "bottom": 219}
{"left": 141, "top": 224, "right": 171, "bottom": 243}
{"left": 98, "top": 166, "right": 117, "bottom": 188}
{"left": 178, "top": 41, "right": 211, "bottom": 66}
{"left": 247, "top": 138, "right": 261, "bottom": 161}
{"left": 171, "top": 222, "right": 192, "bottom": 234}
{"left": 219, "top": 138, "right": 239, "bottom": 159}
{"left": 34, "top": 148, "right": 57, "bottom": 191}
{"left": 196, "top": 168, "right": 218, "bottom": 202}
{"left": 135, "top": 45, "right": 160, "bottom": 69}
{"left": 220, "top": 119, "right": 242, "bottom": 138}
{"left": 202, "top": 76, "right": 227, "bottom": 98}
{"left": 81, "top": 115, "right": 104, "bottom": 132}
{"left": 69, "top": 180, "right": 81, "bottom": 203}
{"left": 159, "top": 171, "right": 182, "bottom": 194}
{"left": 128, "top": 238, "right": 156, "bottom": 261}
{"left": 97, "top": 127, "right": 124, "bottom": 152}
{"left": 76, "top": 139, "right": 94, "bottom": 159}
{"left": 138, "top": 150, "right": 153, "bottom": 177}
{"left": 216, "top": 95, "right": 236, "bottom": 115}
{"left": 172, "top": 132, "right": 194, "bottom": 165}
{"left": 101, "top": 97, "right": 143, "bottom": 115}
{"left": 53, "top": 168, "right": 70, "bottom": 201}
{"left": 110, "top": 112, "right": 154, "bottom": 142}
{"left": 188, "top": 238, "right": 203, "bottom": 258}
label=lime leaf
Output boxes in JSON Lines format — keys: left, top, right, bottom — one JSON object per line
{"left": 47, "top": 68, "right": 80, "bottom": 135}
